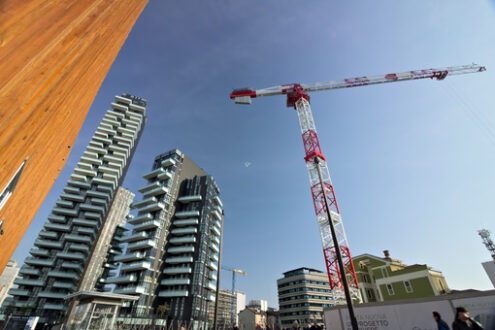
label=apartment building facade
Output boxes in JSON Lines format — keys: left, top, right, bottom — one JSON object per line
{"left": 7, "top": 94, "right": 146, "bottom": 323}
{"left": 277, "top": 267, "right": 335, "bottom": 328}
{"left": 208, "top": 290, "right": 245, "bottom": 327}
{"left": 111, "top": 149, "right": 223, "bottom": 329}
{"left": 353, "top": 250, "right": 450, "bottom": 303}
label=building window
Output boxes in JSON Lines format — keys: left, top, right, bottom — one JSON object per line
{"left": 404, "top": 281, "right": 413, "bottom": 293}
{"left": 438, "top": 279, "right": 446, "bottom": 293}
{"left": 366, "top": 289, "right": 373, "bottom": 299}
{"left": 0, "top": 158, "right": 28, "bottom": 211}
{"left": 386, "top": 284, "right": 394, "bottom": 295}
{"left": 381, "top": 268, "right": 386, "bottom": 278}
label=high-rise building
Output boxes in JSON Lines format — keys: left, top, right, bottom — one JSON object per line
{"left": 353, "top": 250, "right": 450, "bottom": 303}
{"left": 7, "top": 94, "right": 146, "bottom": 324}
{"left": 78, "top": 187, "right": 135, "bottom": 292}
{"left": 110, "top": 149, "right": 223, "bottom": 329}
{"left": 0, "top": 0, "right": 148, "bottom": 275}
{"left": 0, "top": 260, "right": 20, "bottom": 307}
{"left": 277, "top": 267, "right": 335, "bottom": 328}
{"left": 236, "top": 291, "right": 246, "bottom": 323}
{"left": 64, "top": 187, "right": 135, "bottom": 325}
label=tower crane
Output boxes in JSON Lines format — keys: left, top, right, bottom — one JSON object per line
{"left": 230, "top": 64, "right": 486, "bottom": 329}
{"left": 221, "top": 265, "right": 246, "bottom": 327}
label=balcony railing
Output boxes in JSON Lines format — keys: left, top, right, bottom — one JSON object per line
{"left": 158, "top": 290, "right": 189, "bottom": 297}
{"left": 106, "top": 275, "right": 137, "bottom": 284}
{"left": 163, "top": 267, "right": 192, "bottom": 275}
{"left": 167, "top": 246, "right": 195, "bottom": 254}
{"left": 120, "top": 261, "right": 151, "bottom": 272}
{"left": 127, "top": 239, "right": 156, "bottom": 251}
{"left": 160, "top": 278, "right": 191, "bottom": 286}
{"left": 169, "top": 236, "right": 196, "bottom": 245}
{"left": 165, "top": 256, "right": 193, "bottom": 264}
{"left": 175, "top": 210, "right": 200, "bottom": 218}
{"left": 133, "top": 220, "right": 160, "bottom": 231}
{"left": 178, "top": 195, "right": 202, "bottom": 203}
{"left": 114, "top": 252, "right": 145, "bottom": 262}
{"left": 174, "top": 218, "right": 199, "bottom": 227}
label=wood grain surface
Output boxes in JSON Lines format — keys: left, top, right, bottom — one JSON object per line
{"left": 0, "top": 0, "right": 148, "bottom": 274}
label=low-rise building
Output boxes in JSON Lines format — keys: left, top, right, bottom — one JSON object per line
{"left": 353, "top": 250, "right": 450, "bottom": 303}
{"left": 277, "top": 267, "right": 335, "bottom": 328}
{"left": 209, "top": 289, "right": 234, "bottom": 327}
{"left": 238, "top": 308, "right": 266, "bottom": 330}
{"left": 266, "top": 310, "right": 281, "bottom": 330}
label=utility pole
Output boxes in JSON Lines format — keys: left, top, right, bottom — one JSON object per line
{"left": 315, "top": 158, "right": 358, "bottom": 329}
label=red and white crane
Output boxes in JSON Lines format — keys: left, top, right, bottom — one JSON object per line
{"left": 230, "top": 64, "right": 486, "bottom": 305}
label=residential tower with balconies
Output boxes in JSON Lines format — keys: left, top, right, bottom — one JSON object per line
{"left": 111, "top": 149, "right": 223, "bottom": 329}
{"left": 6, "top": 94, "right": 146, "bottom": 324}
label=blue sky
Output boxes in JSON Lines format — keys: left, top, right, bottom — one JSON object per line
{"left": 13, "top": 0, "right": 495, "bottom": 307}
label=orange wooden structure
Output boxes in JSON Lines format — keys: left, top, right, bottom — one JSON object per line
{"left": 0, "top": 0, "right": 148, "bottom": 274}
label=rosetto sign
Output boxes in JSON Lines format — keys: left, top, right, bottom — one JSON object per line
{"left": 324, "top": 290, "right": 495, "bottom": 330}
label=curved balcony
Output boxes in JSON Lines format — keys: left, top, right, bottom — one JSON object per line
{"left": 130, "top": 197, "right": 157, "bottom": 209}
{"left": 169, "top": 236, "right": 196, "bottom": 245}
{"left": 143, "top": 168, "right": 164, "bottom": 180}
{"left": 207, "top": 261, "right": 218, "bottom": 271}
{"left": 143, "top": 186, "right": 168, "bottom": 197}
{"left": 163, "top": 267, "right": 192, "bottom": 275}
{"left": 174, "top": 218, "right": 199, "bottom": 227}
{"left": 121, "top": 232, "right": 148, "bottom": 243}
{"left": 128, "top": 213, "right": 153, "bottom": 225}
{"left": 210, "top": 226, "right": 221, "bottom": 236}
{"left": 165, "top": 256, "right": 193, "bottom": 264}
{"left": 138, "top": 182, "right": 162, "bottom": 193}
{"left": 120, "top": 261, "right": 151, "bottom": 272}
{"left": 167, "top": 246, "right": 195, "bottom": 254}
{"left": 161, "top": 278, "right": 191, "bottom": 286}
{"left": 161, "top": 158, "right": 176, "bottom": 167}
{"left": 137, "top": 202, "right": 165, "bottom": 213}
{"left": 114, "top": 252, "right": 146, "bottom": 262}
{"left": 114, "top": 286, "right": 146, "bottom": 295}
{"left": 175, "top": 210, "right": 200, "bottom": 219}
{"left": 158, "top": 290, "right": 188, "bottom": 297}
{"left": 213, "top": 196, "right": 223, "bottom": 207}
{"left": 133, "top": 220, "right": 160, "bottom": 231}
{"left": 171, "top": 227, "right": 197, "bottom": 236}
{"left": 127, "top": 239, "right": 156, "bottom": 251}
{"left": 106, "top": 275, "right": 137, "bottom": 284}
{"left": 178, "top": 195, "right": 202, "bottom": 203}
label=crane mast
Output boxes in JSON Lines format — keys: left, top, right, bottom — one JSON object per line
{"left": 229, "top": 64, "right": 486, "bottom": 311}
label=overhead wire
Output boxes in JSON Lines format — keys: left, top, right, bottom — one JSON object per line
{"left": 440, "top": 80, "right": 495, "bottom": 147}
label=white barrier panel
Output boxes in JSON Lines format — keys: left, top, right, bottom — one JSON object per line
{"left": 452, "top": 296, "right": 495, "bottom": 329}
{"left": 325, "top": 299, "right": 482, "bottom": 330}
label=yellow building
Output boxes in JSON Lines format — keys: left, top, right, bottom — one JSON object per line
{"left": 353, "top": 250, "right": 449, "bottom": 303}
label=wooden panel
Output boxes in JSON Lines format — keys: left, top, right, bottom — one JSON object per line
{"left": 0, "top": 0, "right": 148, "bottom": 274}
